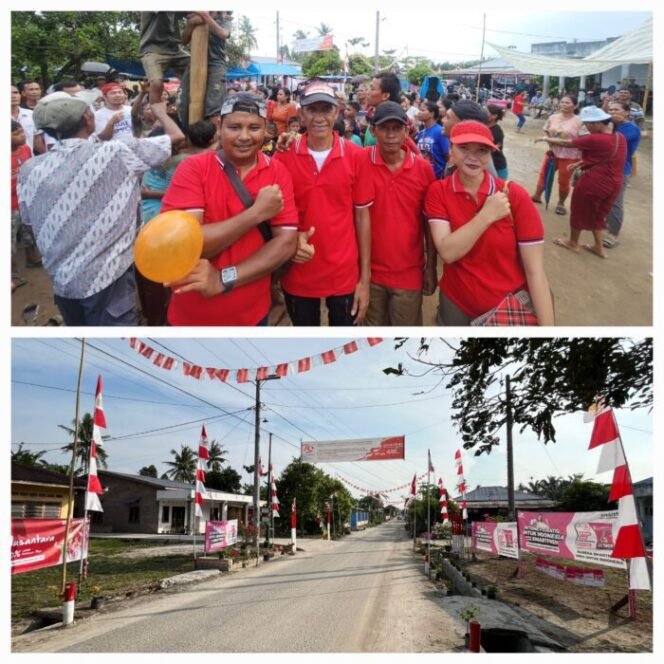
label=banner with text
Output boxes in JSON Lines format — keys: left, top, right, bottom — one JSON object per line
{"left": 301, "top": 436, "right": 405, "bottom": 463}
{"left": 472, "top": 521, "right": 519, "bottom": 559}
{"left": 293, "top": 35, "right": 334, "bottom": 53}
{"left": 11, "top": 518, "right": 89, "bottom": 575}
{"left": 518, "top": 510, "right": 626, "bottom": 569}
{"left": 205, "top": 519, "right": 238, "bottom": 553}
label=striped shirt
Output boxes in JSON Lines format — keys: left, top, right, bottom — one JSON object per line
{"left": 18, "top": 134, "right": 171, "bottom": 299}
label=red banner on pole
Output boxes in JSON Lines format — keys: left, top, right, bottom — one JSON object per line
{"left": 11, "top": 518, "right": 89, "bottom": 575}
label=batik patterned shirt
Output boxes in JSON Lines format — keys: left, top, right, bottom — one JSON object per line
{"left": 18, "top": 134, "right": 171, "bottom": 299}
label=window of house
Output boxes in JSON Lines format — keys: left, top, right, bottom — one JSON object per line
{"left": 162, "top": 506, "right": 170, "bottom": 523}
{"left": 11, "top": 502, "right": 61, "bottom": 518}
{"left": 128, "top": 506, "right": 139, "bottom": 523}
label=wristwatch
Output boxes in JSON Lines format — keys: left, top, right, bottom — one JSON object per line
{"left": 220, "top": 266, "right": 238, "bottom": 294}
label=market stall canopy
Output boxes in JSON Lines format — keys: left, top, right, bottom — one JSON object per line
{"left": 488, "top": 17, "right": 652, "bottom": 77}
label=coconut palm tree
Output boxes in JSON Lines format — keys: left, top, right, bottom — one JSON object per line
{"left": 58, "top": 413, "right": 109, "bottom": 474}
{"left": 317, "top": 22, "right": 333, "bottom": 36}
{"left": 11, "top": 442, "right": 48, "bottom": 466}
{"left": 237, "top": 15, "right": 258, "bottom": 54}
{"left": 207, "top": 440, "right": 227, "bottom": 473}
{"left": 163, "top": 445, "right": 197, "bottom": 483}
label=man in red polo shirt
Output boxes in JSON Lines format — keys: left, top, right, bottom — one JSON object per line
{"left": 355, "top": 101, "right": 437, "bottom": 325}
{"left": 273, "top": 80, "right": 371, "bottom": 326}
{"left": 163, "top": 93, "right": 298, "bottom": 325}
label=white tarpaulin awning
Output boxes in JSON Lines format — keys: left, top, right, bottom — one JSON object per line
{"left": 488, "top": 17, "right": 652, "bottom": 77}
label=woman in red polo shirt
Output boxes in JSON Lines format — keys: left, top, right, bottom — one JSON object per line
{"left": 425, "top": 121, "right": 554, "bottom": 326}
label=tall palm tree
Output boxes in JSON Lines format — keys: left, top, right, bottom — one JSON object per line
{"left": 58, "top": 413, "right": 109, "bottom": 474}
{"left": 163, "top": 445, "right": 197, "bottom": 483}
{"left": 237, "top": 15, "right": 258, "bottom": 53}
{"left": 11, "top": 442, "right": 48, "bottom": 466}
{"left": 207, "top": 440, "right": 227, "bottom": 473}
{"left": 317, "top": 22, "right": 333, "bottom": 36}
{"left": 293, "top": 29, "right": 309, "bottom": 40}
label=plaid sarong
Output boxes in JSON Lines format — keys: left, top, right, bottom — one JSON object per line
{"left": 471, "top": 290, "right": 538, "bottom": 326}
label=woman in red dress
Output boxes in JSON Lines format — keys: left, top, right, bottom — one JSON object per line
{"left": 537, "top": 106, "right": 626, "bottom": 259}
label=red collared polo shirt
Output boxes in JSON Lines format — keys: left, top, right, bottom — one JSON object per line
{"left": 424, "top": 170, "right": 543, "bottom": 317}
{"left": 273, "top": 134, "right": 370, "bottom": 298}
{"left": 162, "top": 151, "right": 297, "bottom": 326}
{"left": 355, "top": 146, "right": 435, "bottom": 290}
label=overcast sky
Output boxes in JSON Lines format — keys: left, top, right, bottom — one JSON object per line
{"left": 236, "top": 5, "right": 652, "bottom": 63}
{"left": 11, "top": 337, "right": 652, "bottom": 503}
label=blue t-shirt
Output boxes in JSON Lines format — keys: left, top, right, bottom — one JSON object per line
{"left": 616, "top": 122, "right": 641, "bottom": 176}
{"left": 416, "top": 124, "right": 449, "bottom": 179}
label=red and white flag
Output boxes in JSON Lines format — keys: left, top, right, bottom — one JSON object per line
{"left": 258, "top": 457, "right": 267, "bottom": 476}
{"left": 587, "top": 409, "right": 650, "bottom": 590}
{"left": 410, "top": 473, "right": 417, "bottom": 497}
{"left": 271, "top": 477, "right": 280, "bottom": 518}
{"left": 438, "top": 477, "right": 449, "bottom": 525}
{"left": 427, "top": 449, "right": 435, "bottom": 474}
{"left": 455, "top": 449, "right": 468, "bottom": 520}
{"left": 86, "top": 375, "right": 106, "bottom": 512}
{"left": 194, "top": 425, "right": 210, "bottom": 519}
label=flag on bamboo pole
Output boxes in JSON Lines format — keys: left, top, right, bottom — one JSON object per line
{"left": 194, "top": 425, "right": 210, "bottom": 519}
{"left": 291, "top": 498, "right": 297, "bottom": 529}
{"left": 85, "top": 375, "right": 106, "bottom": 512}
{"left": 427, "top": 449, "right": 435, "bottom": 473}
{"left": 270, "top": 476, "right": 280, "bottom": 518}
{"left": 438, "top": 477, "right": 449, "bottom": 525}
{"left": 454, "top": 449, "right": 468, "bottom": 520}
{"left": 587, "top": 409, "right": 650, "bottom": 590}
{"left": 410, "top": 473, "right": 417, "bottom": 496}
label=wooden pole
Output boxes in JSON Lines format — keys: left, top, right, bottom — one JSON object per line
{"left": 189, "top": 24, "right": 209, "bottom": 125}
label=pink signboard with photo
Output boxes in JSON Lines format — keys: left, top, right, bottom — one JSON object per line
{"left": 518, "top": 511, "right": 625, "bottom": 569}
{"left": 472, "top": 521, "right": 519, "bottom": 559}
{"left": 204, "top": 519, "right": 238, "bottom": 553}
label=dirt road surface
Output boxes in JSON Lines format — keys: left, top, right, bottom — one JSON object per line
{"left": 11, "top": 115, "right": 652, "bottom": 327}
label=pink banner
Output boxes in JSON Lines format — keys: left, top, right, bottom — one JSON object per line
{"left": 518, "top": 511, "right": 625, "bottom": 570}
{"left": 472, "top": 521, "right": 519, "bottom": 559}
{"left": 11, "top": 518, "right": 89, "bottom": 575}
{"left": 204, "top": 519, "right": 238, "bottom": 553}
{"left": 301, "top": 436, "right": 405, "bottom": 463}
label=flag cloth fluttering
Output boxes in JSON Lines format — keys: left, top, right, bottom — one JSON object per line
{"left": 427, "top": 449, "right": 435, "bottom": 474}
{"left": 270, "top": 475, "right": 280, "bottom": 518}
{"left": 438, "top": 477, "right": 450, "bottom": 525}
{"left": 85, "top": 375, "right": 106, "bottom": 512}
{"left": 410, "top": 473, "right": 417, "bottom": 497}
{"left": 259, "top": 457, "right": 267, "bottom": 476}
{"left": 587, "top": 409, "right": 650, "bottom": 590}
{"left": 194, "top": 425, "right": 210, "bottom": 519}
{"left": 454, "top": 449, "right": 468, "bottom": 520}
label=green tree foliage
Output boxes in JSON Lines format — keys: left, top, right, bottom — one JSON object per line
{"left": 11, "top": 11, "right": 141, "bottom": 85}
{"left": 407, "top": 63, "right": 434, "bottom": 86}
{"left": 207, "top": 440, "right": 227, "bottom": 473}
{"left": 138, "top": 465, "right": 158, "bottom": 477}
{"left": 301, "top": 48, "right": 343, "bottom": 78}
{"left": 163, "top": 445, "right": 197, "bottom": 483}
{"left": 11, "top": 443, "right": 48, "bottom": 466}
{"left": 316, "top": 22, "right": 333, "bottom": 36}
{"left": 236, "top": 15, "right": 258, "bottom": 54}
{"left": 385, "top": 338, "right": 652, "bottom": 456}
{"left": 557, "top": 478, "right": 616, "bottom": 512}
{"left": 58, "top": 413, "right": 109, "bottom": 474}
{"left": 205, "top": 467, "right": 243, "bottom": 494}
{"left": 348, "top": 54, "right": 373, "bottom": 78}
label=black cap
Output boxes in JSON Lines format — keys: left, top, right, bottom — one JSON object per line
{"left": 371, "top": 101, "right": 407, "bottom": 126}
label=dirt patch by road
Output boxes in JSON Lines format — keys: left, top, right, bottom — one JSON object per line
{"left": 458, "top": 552, "right": 652, "bottom": 653}
{"left": 11, "top": 115, "right": 652, "bottom": 327}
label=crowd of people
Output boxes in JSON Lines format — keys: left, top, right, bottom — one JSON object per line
{"left": 11, "top": 12, "right": 646, "bottom": 327}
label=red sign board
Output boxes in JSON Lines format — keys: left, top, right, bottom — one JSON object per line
{"left": 11, "top": 518, "right": 89, "bottom": 575}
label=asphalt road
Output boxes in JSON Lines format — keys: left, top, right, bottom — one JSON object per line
{"left": 13, "top": 520, "right": 462, "bottom": 653}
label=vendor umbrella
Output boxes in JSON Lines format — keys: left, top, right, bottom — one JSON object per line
{"left": 543, "top": 151, "right": 556, "bottom": 210}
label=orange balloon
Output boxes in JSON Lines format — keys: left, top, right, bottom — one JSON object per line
{"left": 134, "top": 210, "right": 204, "bottom": 283}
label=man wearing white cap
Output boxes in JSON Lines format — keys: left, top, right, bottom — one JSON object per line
{"left": 18, "top": 92, "right": 184, "bottom": 325}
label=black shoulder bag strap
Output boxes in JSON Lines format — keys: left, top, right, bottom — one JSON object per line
{"left": 216, "top": 150, "right": 272, "bottom": 243}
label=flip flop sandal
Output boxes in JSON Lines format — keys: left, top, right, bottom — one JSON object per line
{"left": 11, "top": 277, "right": 27, "bottom": 293}
{"left": 555, "top": 205, "right": 567, "bottom": 215}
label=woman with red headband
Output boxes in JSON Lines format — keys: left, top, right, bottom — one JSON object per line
{"left": 425, "top": 120, "right": 554, "bottom": 326}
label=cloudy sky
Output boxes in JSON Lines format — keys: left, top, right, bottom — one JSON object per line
{"left": 11, "top": 337, "right": 652, "bottom": 502}
{"left": 234, "top": 4, "right": 652, "bottom": 63}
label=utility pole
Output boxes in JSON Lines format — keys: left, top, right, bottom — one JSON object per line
{"left": 505, "top": 375, "right": 515, "bottom": 520}
{"left": 267, "top": 432, "right": 273, "bottom": 548}
{"left": 374, "top": 11, "right": 380, "bottom": 73}
{"left": 276, "top": 11, "right": 280, "bottom": 63}
{"left": 253, "top": 375, "right": 279, "bottom": 563}
{"left": 476, "top": 13, "right": 486, "bottom": 102}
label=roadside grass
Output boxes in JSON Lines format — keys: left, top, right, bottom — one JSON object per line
{"left": 11, "top": 539, "right": 195, "bottom": 622}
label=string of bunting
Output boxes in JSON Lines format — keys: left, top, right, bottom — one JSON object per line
{"left": 127, "top": 337, "right": 384, "bottom": 383}
{"left": 336, "top": 472, "right": 427, "bottom": 497}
